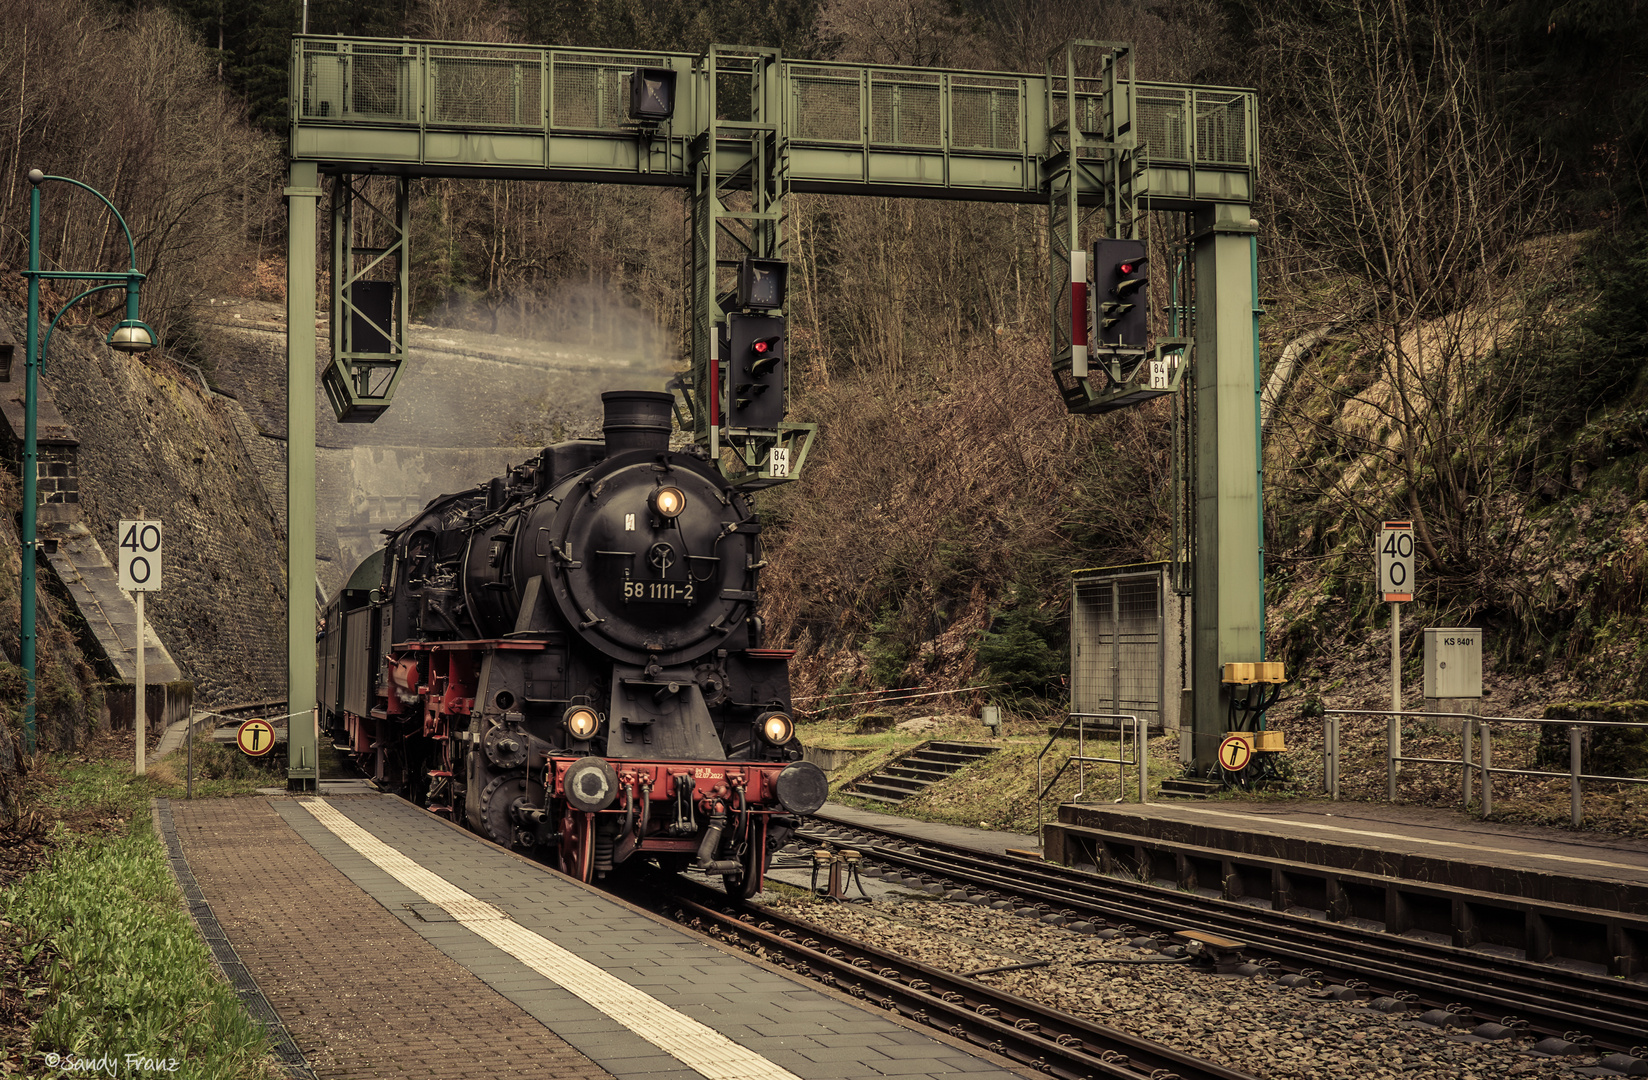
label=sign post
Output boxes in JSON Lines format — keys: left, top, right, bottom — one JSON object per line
{"left": 117, "top": 520, "right": 162, "bottom": 776}
{"left": 1378, "top": 521, "right": 1415, "bottom": 800}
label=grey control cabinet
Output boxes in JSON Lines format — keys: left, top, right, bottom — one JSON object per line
{"left": 1424, "top": 627, "right": 1482, "bottom": 699}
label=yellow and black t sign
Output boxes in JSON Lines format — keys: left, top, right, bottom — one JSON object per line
{"left": 1217, "top": 733, "right": 1253, "bottom": 774}
{"left": 237, "top": 718, "right": 276, "bottom": 757}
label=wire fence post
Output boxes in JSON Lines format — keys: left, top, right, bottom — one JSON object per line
{"left": 1331, "top": 714, "right": 1340, "bottom": 799}
{"left": 1320, "top": 714, "right": 1341, "bottom": 800}
{"left": 1461, "top": 720, "right": 1473, "bottom": 810}
{"left": 1137, "top": 714, "right": 1148, "bottom": 803}
{"left": 1480, "top": 724, "right": 1493, "bottom": 818}
{"left": 1569, "top": 724, "right": 1582, "bottom": 828}
{"left": 1322, "top": 714, "right": 1331, "bottom": 794}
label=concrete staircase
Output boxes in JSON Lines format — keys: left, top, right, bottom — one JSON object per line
{"left": 1158, "top": 776, "right": 1222, "bottom": 799}
{"left": 42, "top": 520, "right": 182, "bottom": 683}
{"left": 845, "top": 741, "right": 998, "bottom": 805}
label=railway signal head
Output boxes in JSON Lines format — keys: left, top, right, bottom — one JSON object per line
{"left": 737, "top": 257, "right": 788, "bottom": 311}
{"left": 1093, "top": 238, "right": 1150, "bottom": 352}
{"left": 628, "top": 67, "right": 677, "bottom": 122}
{"left": 726, "top": 312, "right": 786, "bottom": 429}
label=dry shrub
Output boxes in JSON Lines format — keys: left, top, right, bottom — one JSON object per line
{"left": 761, "top": 329, "right": 1170, "bottom": 702}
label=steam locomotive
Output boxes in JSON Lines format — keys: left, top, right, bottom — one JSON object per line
{"left": 317, "top": 390, "right": 827, "bottom": 895}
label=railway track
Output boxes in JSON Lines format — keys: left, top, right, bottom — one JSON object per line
{"left": 792, "top": 819, "right": 1648, "bottom": 1057}
{"left": 203, "top": 699, "right": 289, "bottom": 722}
{"left": 632, "top": 872, "right": 1260, "bottom": 1080}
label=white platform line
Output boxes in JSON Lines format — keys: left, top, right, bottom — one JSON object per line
{"left": 1163, "top": 805, "right": 1648, "bottom": 875}
{"left": 299, "top": 799, "right": 803, "bottom": 1080}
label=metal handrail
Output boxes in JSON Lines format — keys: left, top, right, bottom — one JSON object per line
{"left": 1323, "top": 708, "right": 1648, "bottom": 826}
{"left": 1035, "top": 711, "right": 1147, "bottom": 835}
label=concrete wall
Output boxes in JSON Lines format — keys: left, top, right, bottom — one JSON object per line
{"left": 200, "top": 304, "right": 631, "bottom": 597}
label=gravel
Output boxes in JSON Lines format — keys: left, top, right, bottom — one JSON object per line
{"left": 765, "top": 895, "right": 1621, "bottom": 1080}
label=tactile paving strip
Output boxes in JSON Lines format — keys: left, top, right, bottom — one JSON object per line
{"left": 298, "top": 797, "right": 807, "bottom": 1080}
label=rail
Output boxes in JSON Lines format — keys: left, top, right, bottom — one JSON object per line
{"left": 1323, "top": 709, "right": 1648, "bottom": 826}
{"left": 797, "top": 818, "right": 1648, "bottom": 1049}
{"left": 1036, "top": 712, "right": 1147, "bottom": 834}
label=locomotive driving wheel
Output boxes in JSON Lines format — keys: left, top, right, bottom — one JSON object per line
{"left": 722, "top": 818, "right": 766, "bottom": 899}
{"left": 559, "top": 807, "right": 596, "bottom": 883}
{"left": 477, "top": 773, "right": 544, "bottom": 849}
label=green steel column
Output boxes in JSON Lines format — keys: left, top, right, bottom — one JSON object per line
{"left": 286, "top": 161, "right": 320, "bottom": 791}
{"left": 19, "top": 181, "right": 41, "bottom": 753}
{"left": 1190, "top": 203, "right": 1261, "bottom": 773}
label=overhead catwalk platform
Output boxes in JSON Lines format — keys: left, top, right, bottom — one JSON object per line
{"left": 288, "top": 37, "right": 1255, "bottom": 209}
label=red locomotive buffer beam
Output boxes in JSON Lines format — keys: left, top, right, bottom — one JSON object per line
{"left": 541, "top": 754, "right": 826, "bottom": 891}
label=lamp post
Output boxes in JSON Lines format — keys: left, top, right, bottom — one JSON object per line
{"left": 19, "top": 169, "right": 155, "bottom": 753}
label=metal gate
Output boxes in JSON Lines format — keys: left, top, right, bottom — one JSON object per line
{"left": 1072, "top": 563, "right": 1177, "bottom": 733}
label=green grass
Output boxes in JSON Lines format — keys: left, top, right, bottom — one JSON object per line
{"left": 803, "top": 711, "right": 1180, "bottom": 834}
{"left": 3, "top": 828, "right": 275, "bottom": 1078}
{"left": 2, "top": 738, "right": 282, "bottom": 1078}
{"left": 35, "top": 737, "right": 283, "bottom": 823}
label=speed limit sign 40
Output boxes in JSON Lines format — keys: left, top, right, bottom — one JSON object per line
{"left": 117, "top": 520, "right": 163, "bottom": 591}
{"left": 1378, "top": 520, "right": 1414, "bottom": 602}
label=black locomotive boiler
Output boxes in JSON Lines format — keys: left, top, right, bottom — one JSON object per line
{"left": 318, "top": 390, "right": 827, "bottom": 894}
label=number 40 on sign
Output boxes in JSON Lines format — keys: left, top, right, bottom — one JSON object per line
{"left": 117, "top": 520, "right": 163, "bottom": 591}
{"left": 1378, "top": 520, "right": 1414, "bottom": 602}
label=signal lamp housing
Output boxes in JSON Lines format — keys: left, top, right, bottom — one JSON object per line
{"left": 628, "top": 68, "right": 677, "bottom": 122}
{"left": 736, "top": 257, "right": 787, "bottom": 311}
{"left": 1092, "top": 237, "right": 1150, "bottom": 352}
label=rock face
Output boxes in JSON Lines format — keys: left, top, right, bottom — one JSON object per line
{"left": 0, "top": 300, "right": 288, "bottom": 706}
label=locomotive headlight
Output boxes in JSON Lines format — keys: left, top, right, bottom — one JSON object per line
{"left": 563, "top": 706, "right": 600, "bottom": 740}
{"left": 757, "top": 711, "right": 794, "bottom": 746}
{"left": 652, "top": 486, "right": 686, "bottom": 519}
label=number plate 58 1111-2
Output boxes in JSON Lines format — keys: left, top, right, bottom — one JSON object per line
{"left": 622, "top": 579, "right": 695, "bottom": 604}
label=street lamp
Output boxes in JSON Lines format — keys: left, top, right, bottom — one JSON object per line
{"left": 18, "top": 168, "right": 154, "bottom": 753}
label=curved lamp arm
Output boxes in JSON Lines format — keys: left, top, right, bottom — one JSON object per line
{"left": 38, "top": 282, "right": 124, "bottom": 370}
{"left": 39, "top": 174, "right": 141, "bottom": 272}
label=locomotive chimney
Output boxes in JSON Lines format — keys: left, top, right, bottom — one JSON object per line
{"left": 601, "top": 390, "right": 675, "bottom": 456}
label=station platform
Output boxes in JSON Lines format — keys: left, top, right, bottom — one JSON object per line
{"left": 1042, "top": 799, "right": 1648, "bottom": 975}
{"left": 159, "top": 792, "right": 1029, "bottom": 1080}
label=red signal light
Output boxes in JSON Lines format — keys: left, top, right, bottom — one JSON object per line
{"left": 1120, "top": 261, "right": 1137, "bottom": 274}
{"left": 753, "top": 340, "right": 770, "bottom": 354}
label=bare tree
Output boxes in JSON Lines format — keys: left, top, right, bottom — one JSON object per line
{"left": 1255, "top": 0, "right": 1558, "bottom": 621}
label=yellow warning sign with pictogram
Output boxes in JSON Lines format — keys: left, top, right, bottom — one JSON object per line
{"left": 1217, "top": 733, "right": 1253, "bottom": 773}
{"left": 237, "top": 718, "right": 276, "bottom": 757}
